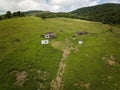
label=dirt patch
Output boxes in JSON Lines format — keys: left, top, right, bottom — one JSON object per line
{"left": 62, "top": 47, "right": 70, "bottom": 60}
{"left": 50, "top": 38, "right": 80, "bottom": 90}
{"left": 74, "top": 46, "right": 79, "bottom": 53}
{"left": 103, "top": 55, "right": 119, "bottom": 66}
{"left": 107, "top": 60, "right": 116, "bottom": 65}
{"left": 51, "top": 41, "right": 65, "bottom": 51}
{"left": 69, "top": 46, "right": 78, "bottom": 53}
{"left": 15, "top": 71, "right": 27, "bottom": 86}
{"left": 84, "top": 83, "right": 90, "bottom": 89}
{"left": 51, "top": 47, "right": 71, "bottom": 90}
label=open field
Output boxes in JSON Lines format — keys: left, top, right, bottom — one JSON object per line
{"left": 0, "top": 17, "right": 120, "bottom": 90}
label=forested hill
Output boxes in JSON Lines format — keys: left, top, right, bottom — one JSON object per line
{"left": 71, "top": 3, "right": 120, "bottom": 24}
{"left": 23, "top": 10, "right": 50, "bottom": 15}
{"left": 0, "top": 3, "right": 120, "bottom": 24}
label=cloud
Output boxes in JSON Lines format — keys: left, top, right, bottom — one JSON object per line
{"left": 0, "top": 0, "right": 120, "bottom": 14}
{"left": 99, "top": 0, "right": 120, "bottom": 3}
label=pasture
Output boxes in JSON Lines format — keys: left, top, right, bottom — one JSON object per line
{"left": 0, "top": 17, "right": 120, "bottom": 90}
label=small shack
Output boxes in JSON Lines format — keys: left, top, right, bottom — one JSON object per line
{"left": 76, "top": 31, "right": 88, "bottom": 35}
{"left": 45, "top": 32, "right": 56, "bottom": 39}
{"left": 78, "top": 40, "right": 83, "bottom": 44}
{"left": 41, "top": 40, "right": 49, "bottom": 44}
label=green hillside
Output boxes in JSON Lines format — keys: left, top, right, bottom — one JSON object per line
{"left": 0, "top": 17, "right": 120, "bottom": 90}
{"left": 71, "top": 3, "right": 120, "bottom": 24}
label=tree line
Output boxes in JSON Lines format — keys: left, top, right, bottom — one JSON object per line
{"left": 1, "top": 3, "right": 120, "bottom": 24}
{"left": 36, "top": 12, "right": 83, "bottom": 20}
{"left": 71, "top": 3, "right": 120, "bottom": 24}
{"left": 0, "top": 11, "right": 25, "bottom": 20}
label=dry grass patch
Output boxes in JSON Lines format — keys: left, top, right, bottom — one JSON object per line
{"left": 103, "top": 55, "right": 119, "bottom": 66}
{"left": 51, "top": 41, "right": 65, "bottom": 51}
{"left": 15, "top": 71, "right": 28, "bottom": 86}
{"left": 107, "top": 59, "right": 116, "bottom": 65}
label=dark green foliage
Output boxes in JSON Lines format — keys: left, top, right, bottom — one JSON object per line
{"left": 12, "top": 12, "right": 18, "bottom": 17}
{"left": 1, "top": 3, "right": 120, "bottom": 24}
{"left": 17, "top": 11, "right": 21, "bottom": 16}
{"left": 0, "top": 11, "right": 25, "bottom": 21}
{"left": 0, "top": 16, "right": 2, "bottom": 20}
{"left": 13, "top": 11, "right": 25, "bottom": 17}
{"left": 36, "top": 12, "right": 81, "bottom": 19}
{"left": 21, "top": 12, "right": 25, "bottom": 17}
{"left": 71, "top": 3, "right": 120, "bottom": 24}
{"left": 40, "top": 13, "right": 47, "bottom": 20}
{"left": 23, "top": 10, "right": 48, "bottom": 16}
{"left": 5, "top": 11, "right": 12, "bottom": 18}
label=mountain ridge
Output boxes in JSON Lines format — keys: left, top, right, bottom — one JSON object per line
{"left": 71, "top": 3, "right": 120, "bottom": 24}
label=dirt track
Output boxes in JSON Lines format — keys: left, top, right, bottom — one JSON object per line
{"left": 50, "top": 39, "right": 71, "bottom": 90}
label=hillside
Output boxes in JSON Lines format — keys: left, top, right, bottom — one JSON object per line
{"left": 0, "top": 17, "right": 120, "bottom": 90}
{"left": 71, "top": 3, "right": 120, "bottom": 24}
{"left": 1, "top": 3, "right": 120, "bottom": 24}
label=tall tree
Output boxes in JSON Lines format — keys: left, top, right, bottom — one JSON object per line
{"left": 6, "top": 11, "right": 12, "bottom": 18}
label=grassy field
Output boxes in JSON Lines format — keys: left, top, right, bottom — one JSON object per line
{"left": 0, "top": 16, "right": 120, "bottom": 90}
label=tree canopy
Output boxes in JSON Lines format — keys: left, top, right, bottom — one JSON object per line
{"left": 71, "top": 3, "right": 120, "bottom": 24}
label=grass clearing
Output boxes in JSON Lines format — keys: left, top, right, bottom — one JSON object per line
{"left": 0, "top": 17, "right": 120, "bottom": 90}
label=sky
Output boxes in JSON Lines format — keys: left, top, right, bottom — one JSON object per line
{"left": 0, "top": 0, "right": 120, "bottom": 14}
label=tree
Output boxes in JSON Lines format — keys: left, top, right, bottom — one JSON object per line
{"left": 21, "top": 12, "right": 25, "bottom": 17}
{"left": 13, "top": 11, "right": 25, "bottom": 17}
{"left": 0, "top": 16, "right": 2, "bottom": 20}
{"left": 40, "top": 14, "right": 47, "bottom": 20}
{"left": 17, "top": 11, "right": 21, "bottom": 16}
{"left": 13, "top": 12, "right": 18, "bottom": 17}
{"left": 6, "top": 11, "right": 12, "bottom": 18}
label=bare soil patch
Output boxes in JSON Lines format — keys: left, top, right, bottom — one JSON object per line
{"left": 15, "top": 71, "right": 27, "bottom": 86}
{"left": 103, "top": 55, "right": 119, "bottom": 66}
{"left": 107, "top": 59, "right": 116, "bottom": 65}
{"left": 84, "top": 83, "right": 90, "bottom": 89}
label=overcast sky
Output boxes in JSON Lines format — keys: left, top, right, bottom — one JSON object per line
{"left": 0, "top": 0, "right": 120, "bottom": 14}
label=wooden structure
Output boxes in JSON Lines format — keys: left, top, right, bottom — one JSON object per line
{"left": 45, "top": 32, "right": 56, "bottom": 39}
{"left": 76, "top": 31, "right": 88, "bottom": 35}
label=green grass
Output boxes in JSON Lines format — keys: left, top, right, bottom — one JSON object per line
{"left": 0, "top": 16, "right": 120, "bottom": 90}
{"left": 0, "top": 17, "right": 63, "bottom": 90}
{"left": 63, "top": 27, "right": 120, "bottom": 90}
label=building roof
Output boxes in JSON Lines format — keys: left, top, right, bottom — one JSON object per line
{"left": 76, "top": 31, "right": 88, "bottom": 35}
{"left": 46, "top": 32, "right": 56, "bottom": 35}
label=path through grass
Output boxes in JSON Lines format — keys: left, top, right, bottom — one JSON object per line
{"left": 50, "top": 38, "right": 72, "bottom": 90}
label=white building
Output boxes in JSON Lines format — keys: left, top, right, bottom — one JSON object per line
{"left": 41, "top": 40, "right": 49, "bottom": 44}
{"left": 78, "top": 40, "right": 83, "bottom": 44}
